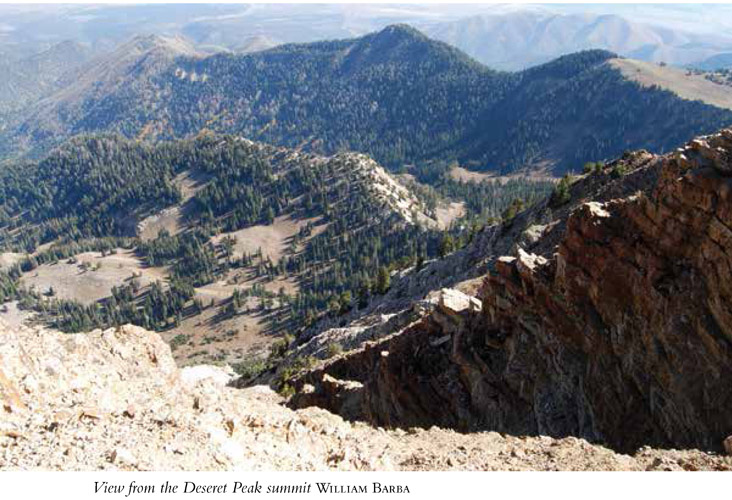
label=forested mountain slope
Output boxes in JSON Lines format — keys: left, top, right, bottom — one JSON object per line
{"left": 3, "top": 25, "right": 732, "bottom": 175}
{"left": 2, "top": 34, "right": 200, "bottom": 159}
{"left": 0, "top": 133, "right": 437, "bottom": 252}
{"left": 0, "top": 133, "right": 465, "bottom": 362}
{"left": 457, "top": 52, "right": 732, "bottom": 173}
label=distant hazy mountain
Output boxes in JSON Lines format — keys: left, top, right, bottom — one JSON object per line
{"left": 3, "top": 4, "right": 732, "bottom": 70}
{"left": 424, "top": 12, "right": 732, "bottom": 70}
{"left": 0, "top": 4, "right": 418, "bottom": 55}
{"left": 694, "top": 53, "right": 732, "bottom": 71}
{"left": 3, "top": 34, "right": 199, "bottom": 155}
{"left": 0, "top": 40, "right": 93, "bottom": 121}
{"left": 2, "top": 25, "right": 731, "bottom": 175}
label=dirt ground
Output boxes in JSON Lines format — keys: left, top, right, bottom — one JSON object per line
{"left": 0, "top": 252, "right": 23, "bottom": 271}
{"left": 434, "top": 202, "right": 466, "bottom": 229}
{"left": 160, "top": 297, "right": 277, "bottom": 367}
{"left": 19, "top": 249, "right": 167, "bottom": 305}
{"left": 211, "top": 215, "right": 327, "bottom": 263}
{"left": 138, "top": 169, "right": 211, "bottom": 241}
{"left": 611, "top": 58, "right": 732, "bottom": 110}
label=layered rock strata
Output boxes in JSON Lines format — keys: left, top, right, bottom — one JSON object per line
{"left": 291, "top": 131, "right": 732, "bottom": 454}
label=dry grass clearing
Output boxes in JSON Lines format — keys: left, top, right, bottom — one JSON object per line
{"left": 211, "top": 215, "right": 327, "bottom": 263}
{"left": 449, "top": 165, "right": 557, "bottom": 184}
{"left": 20, "top": 249, "right": 167, "bottom": 305}
{"left": 138, "top": 206, "right": 185, "bottom": 241}
{"left": 138, "top": 169, "right": 211, "bottom": 241}
{"left": 611, "top": 58, "right": 732, "bottom": 111}
{"left": 0, "top": 252, "right": 24, "bottom": 271}
{"left": 194, "top": 274, "right": 298, "bottom": 306}
{"left": 434, "top": 202, "right": 466, "bottom": 229}
{"left": 448, "top": 165, "right": 496, "bottom": 183}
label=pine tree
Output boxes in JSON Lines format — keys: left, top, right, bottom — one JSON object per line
{"left": 376, "top": 267, "right": 390, "bottom": 295}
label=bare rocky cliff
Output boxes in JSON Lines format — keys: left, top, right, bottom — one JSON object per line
{"left": 289, "top": 130, "right": 732, "bottom": 456}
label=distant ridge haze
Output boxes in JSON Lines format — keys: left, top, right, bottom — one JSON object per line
{"left": 423, "top": 11, "right": 732, "bottom": 70}
{"left": 2, "top": 4, "right": 732, "bottom": 69}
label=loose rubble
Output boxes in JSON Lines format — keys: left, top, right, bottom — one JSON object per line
{"left": 1, "top": 319, "right": 729, "bottom": 470}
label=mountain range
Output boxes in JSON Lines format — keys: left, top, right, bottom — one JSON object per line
{"left": 0, "top": 40, "right": 93, "bottom": 130}
{"left": 3, "top": 4, "right": 732, "bottom": 69}
{"left": 423, "top": 11, "right": 732, "bottom": 70}
{"left": 2, "top": 24, "right": 732, "bottom": 177}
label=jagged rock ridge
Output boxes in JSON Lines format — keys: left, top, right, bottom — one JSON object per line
{"left": 289, "top": 129, "right": 732, "bottom": 455}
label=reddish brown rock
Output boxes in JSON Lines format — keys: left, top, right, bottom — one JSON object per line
{"left": 292, "top": 130, "right": 732, "bottom": 454}
{"left": 724, "top": 436, "right": 732, "bottom": 456}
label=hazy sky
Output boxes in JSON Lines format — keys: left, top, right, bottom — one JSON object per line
{"left": 2, "top": 4, "right": 731, "bottom": 29}
{"left": 2, "top": 3, "right": 732, "bottom": 53}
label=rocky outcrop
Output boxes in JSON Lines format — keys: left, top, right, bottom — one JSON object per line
{"left": 291, "top": 130, "right": 732, "bottom": 455}
{"left": 7, "top": 318, "right": 723, "bottom": 470}
{"left": 479, "top": 130, "right": 732, "bottom": 452}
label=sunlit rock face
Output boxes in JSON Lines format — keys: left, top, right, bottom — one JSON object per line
{"left": 291, "top": 130, "right": 732, "bottom": 454}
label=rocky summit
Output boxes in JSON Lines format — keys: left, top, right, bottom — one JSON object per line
{"left": 286, "top": 129, "right": 732, "bottom": 461}
{"left": 0, "top": 318, "right": 730, "bottom": 471}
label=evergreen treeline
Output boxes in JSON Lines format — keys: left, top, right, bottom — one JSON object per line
{"left": 0, "top": 136, "right": 188, "bottom": 251}
{"left": 25, "top": 279, "right": 196, "bottom": 333}
{"left": 0, "top": 132, "right": 561, "bottom": 333}
{"left": 4, "top": 25, "right": 731, "bottom": 175}
{"left": 0, "top": 266, "right": 21, "bottom": 304}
